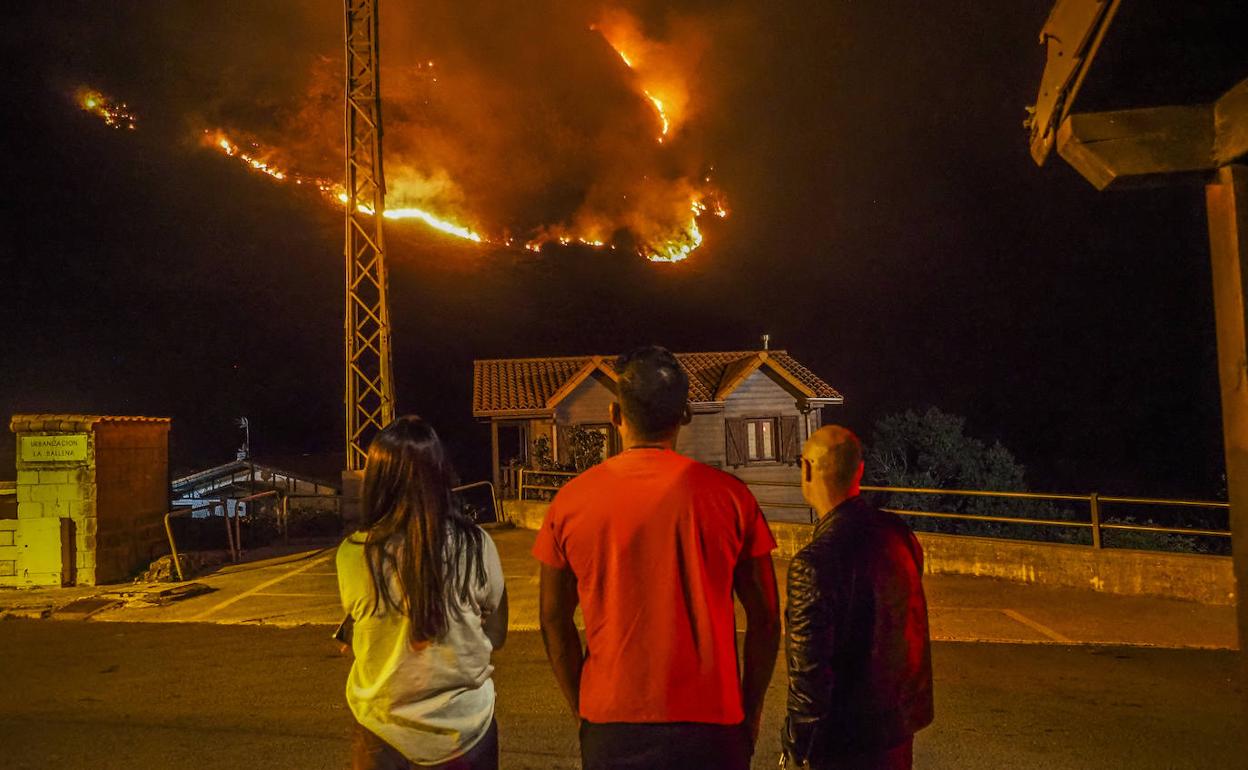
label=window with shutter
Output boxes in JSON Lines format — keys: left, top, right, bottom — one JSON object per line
{"left": 735, "top": 417, "right": 780, "bottom": 463}
{"left": 724, "top": 418, "right": 748, "bottom": 466}
{"left": 779, "top": 416, "right": 800, "bottom": 464}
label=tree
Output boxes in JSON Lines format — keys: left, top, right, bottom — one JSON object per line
{"left": 865, "top": 407, "right": 1081, "bottom": 542}
{"left": 867, "top": 407, "right": 1025, "bottom": 493}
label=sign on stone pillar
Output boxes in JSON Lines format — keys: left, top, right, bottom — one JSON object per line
{"left": 19, "top": 434, "right": 89, "bottom": 463}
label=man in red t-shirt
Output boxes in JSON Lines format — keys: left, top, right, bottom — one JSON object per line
{"left": 534, "top": 345, "right": 781, "bottom": 770}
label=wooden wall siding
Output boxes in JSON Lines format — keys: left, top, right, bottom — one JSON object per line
{"left": 722, "top": 369, "right": 805, "bottom": 418}
{"left": 716, "top": 369, "right": 810, "bottom": 521}
{"left": 554, "top": 370, "right": 617, "bottom": 426}
{"left": 675, "top": 413, "right": 727, "bottom": 466}
{"left": 527, "top": 419, "right": 554, "bottom": 447}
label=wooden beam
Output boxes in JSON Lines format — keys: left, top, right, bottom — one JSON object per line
{"left": 490, "top": 420, "right": 501, "bottom": 498}
{"left": 1205, "top": 164, "right": 1248, "bottom": 658}
{"left": 1057, "top": 105, "right": 1215, "bottom": 190}
{"left": 1215, "top": 77, "right": 1248, "bottom": 166}
{"left": 1028, "top": 0, "right": 1120, "bottom": 165}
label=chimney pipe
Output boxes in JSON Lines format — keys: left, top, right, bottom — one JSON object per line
{"left": 761, "top": 333, "right": 770, "bottom": 351}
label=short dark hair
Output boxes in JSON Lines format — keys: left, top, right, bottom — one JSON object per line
{"left": 614, "top": 346, "right": 689, "bottom": 440}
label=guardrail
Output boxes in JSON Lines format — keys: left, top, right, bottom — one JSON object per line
{"left": 515, "top": 469, "right": 1229, "bottom": 551}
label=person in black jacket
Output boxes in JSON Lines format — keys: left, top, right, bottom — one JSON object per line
{"left": 781, "top": 426, "right": 934, "bottom": 769}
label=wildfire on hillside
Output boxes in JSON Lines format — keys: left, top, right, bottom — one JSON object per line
{"left": 75, "top": 87, "right": 136, "bottom": 130}
{"left": 204, "top": 128, "right": 485, "bottom": 244}
{"left": 76, "top": 6, "right": 730, "bottom": 264}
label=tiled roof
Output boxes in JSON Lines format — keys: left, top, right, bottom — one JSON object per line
{"left": 473, "top": 351, "right": 842, "bottom": 415}
{"left": 10, "top": 414, "right": 172, "bottom": 433}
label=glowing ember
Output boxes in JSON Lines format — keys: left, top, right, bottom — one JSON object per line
{"left": 75, "top": 87, "right": 136, "bottom": 130}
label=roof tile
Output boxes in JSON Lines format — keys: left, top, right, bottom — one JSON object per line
{"left": 472, "top": 351, "right": 841, "bottom": 415}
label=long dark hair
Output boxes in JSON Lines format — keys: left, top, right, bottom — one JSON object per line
{"left": 359, "top": 415, "right": 485, "bottom": 642}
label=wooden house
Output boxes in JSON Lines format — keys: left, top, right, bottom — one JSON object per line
{"left": 472, "top": 350, "right": 843, "bottom": 521}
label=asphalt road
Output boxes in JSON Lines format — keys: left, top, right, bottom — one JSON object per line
{"left": 0, "top": 620, "right": 1242, "bottom": 769}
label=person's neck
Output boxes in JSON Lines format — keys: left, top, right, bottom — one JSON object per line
{"left": 816, "top": 487, "right": 859, "bottom": 520}
{"left": 624, "top": 436, "right": 675, "bottom": 451}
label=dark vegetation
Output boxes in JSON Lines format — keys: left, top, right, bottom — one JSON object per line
{"left": 865, "top": 408, "right": 1229, "bottom": 555}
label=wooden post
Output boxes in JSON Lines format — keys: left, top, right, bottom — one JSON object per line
{"left": 490, "top": 420, "right": 501, "bottom": 499}
{"left": 1206, "top": 164, "right": 1248, "bottom": 656}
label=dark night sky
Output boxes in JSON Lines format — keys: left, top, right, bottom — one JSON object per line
{"left": 1, "top": 1, "right": 1244, "bottom": 498}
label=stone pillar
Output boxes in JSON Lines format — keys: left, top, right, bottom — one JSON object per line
{"left": 8, "top": 429, "right": 94, "bottom": 586}
{"left": 7, "top": 415, "right": 170, "bottom": 587}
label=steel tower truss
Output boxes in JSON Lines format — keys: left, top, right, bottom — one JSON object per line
{"left": 343, "top": 0, "right": 395, "bottom": 470}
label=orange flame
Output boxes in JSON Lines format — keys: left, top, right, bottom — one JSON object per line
{"left": 75, "top": 87, "right": 136, "bottom": 130}
{"left": 77, "top": 85, "right": 720, "bottom": 263}
{"left": 206, "top": 129, "right": 485, "bottom": 243}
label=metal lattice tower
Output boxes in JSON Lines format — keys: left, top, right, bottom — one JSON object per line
{"left": 343, "top": 0, "right": 395, "bottom": 470}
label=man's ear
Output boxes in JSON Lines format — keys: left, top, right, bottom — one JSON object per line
{"left": 803, "top": 459, "right": 813, "bottom": 483}
{"left": 680, "top": 402, "right": 693, "bottom": 425}
{"left": 853, "top": 460, "right": 865, "bottom": 485}
{"left": 609, "top": 401, "right": 623, "bottom": 427}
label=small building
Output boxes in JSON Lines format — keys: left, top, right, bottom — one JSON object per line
{"left": 3, "top": 414, "right": 170, "bottom": 587}
{"left": 172, "top": 459, "right": 340, "bottom": 518}
{"left": 473, "top": 350, "right": 843, "bottom": 521}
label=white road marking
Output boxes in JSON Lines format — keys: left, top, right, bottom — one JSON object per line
{"left": 189, "top": 553, "right": 333, "bottom": 621}
{"left": 1001, "top": 608, "right": 1073, "bottom": 643}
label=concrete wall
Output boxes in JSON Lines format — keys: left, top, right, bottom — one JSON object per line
{"left": 502, "top": 500, "right": 1236, "bottom": 605}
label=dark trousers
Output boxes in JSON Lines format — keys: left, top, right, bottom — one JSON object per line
{"left": 352, "top": 719, "right": 499, "bottom": 770}
{"left": 580, "top": 720, "right": 751, "bottom": 770}
{"left": 811, "top": 737, "right": 913, "bottom": 770}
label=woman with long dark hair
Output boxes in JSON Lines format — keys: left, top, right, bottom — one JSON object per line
{"left": 337, "top": 416, "right": 508, "bottom": 770}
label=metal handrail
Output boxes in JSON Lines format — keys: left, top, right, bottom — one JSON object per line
{"left": 516, "top": 470, "right": 1230, "bottom": 549}
{"left": 452, "top": 481, "right": 501, "bottom": 523}
{"left": 776, "top": 482, "right": 1229, "bottom": 547}
{"left": 163, "top": 509, "right": 190, "bottom": 582}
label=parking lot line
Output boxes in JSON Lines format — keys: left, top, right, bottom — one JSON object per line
{"left": 189, "top": 552, "right": 333, "bottom": 622}
{"left": 1002, "top": 608, "right": 1073, "bottom": 643}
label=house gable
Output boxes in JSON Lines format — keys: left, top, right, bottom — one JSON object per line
{"left": 723, "top": 368, "right": 807, "bottom": 417}
{"left": 715, "top": 352, "right": 816, "bottom": 402}
{"left": 553, "top": 369, "right": 618, "bottom": 425}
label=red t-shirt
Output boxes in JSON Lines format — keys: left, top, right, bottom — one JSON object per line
{"left": 532, "top": 448, "right": 776, "bottom": 724}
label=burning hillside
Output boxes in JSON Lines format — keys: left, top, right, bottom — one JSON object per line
{"left": 72, "top": 4, "right": 730, "bottom": 263}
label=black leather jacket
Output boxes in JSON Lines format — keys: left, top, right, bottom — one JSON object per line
{"left": 782, "top": 495, "right": 934, "bottom": 763}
